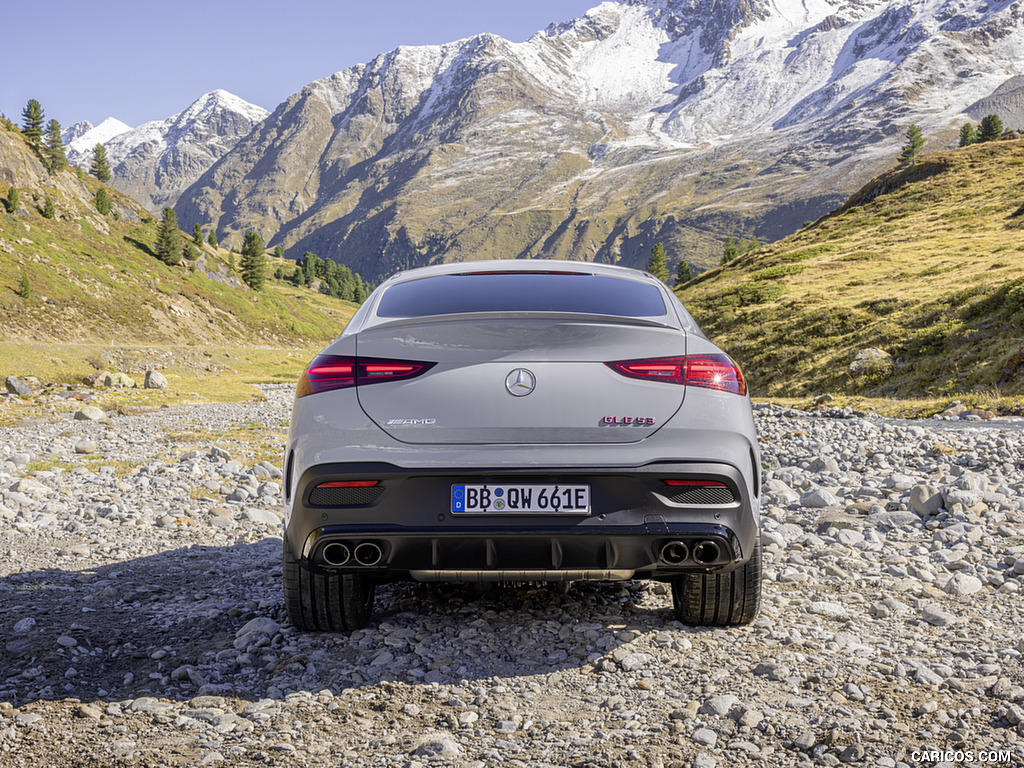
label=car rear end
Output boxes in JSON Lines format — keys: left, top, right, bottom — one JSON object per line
{"left": 282, "top": 262, "right": 761, "bottom": 630}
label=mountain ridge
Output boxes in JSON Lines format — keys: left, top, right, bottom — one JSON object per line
{"left": 173, "top": 0, "right": 1024, "bottom": 279}
{"left": 65, "top": 91, "right": 268, "bottom": 214}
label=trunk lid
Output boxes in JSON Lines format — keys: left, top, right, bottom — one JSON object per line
{"left": 355, "top": 315, "right": 686, "bottom": 445}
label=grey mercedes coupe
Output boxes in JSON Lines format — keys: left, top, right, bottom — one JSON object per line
{"left": 282, "top": 260, "right": 762, "bottom": 631}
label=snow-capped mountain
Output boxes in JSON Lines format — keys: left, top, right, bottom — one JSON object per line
{"left": 68, "top": 91, "right": 268, "bottom": 212}
{"left": 175, "top": 0, "right": 1024, "bottom": 273}
{"left": 64, "top": 118, "right": 133, "bottom": 161}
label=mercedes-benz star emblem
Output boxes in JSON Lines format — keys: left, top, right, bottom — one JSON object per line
{"left": 505, "top": 368, "right": 536, "bottom": 397}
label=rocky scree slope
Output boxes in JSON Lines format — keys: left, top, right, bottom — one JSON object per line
{"left": 0, "top": 387, "right": 1023, "bottom": 766}
{"left": 176, "top": 0, "right": 1024, "bottom": 278}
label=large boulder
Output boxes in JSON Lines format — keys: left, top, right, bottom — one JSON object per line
{"left": 73, "top": 406, "right": 106, "bottom": 421}
{"left": 847, "top": 348, "right": 894, "bottom": 378}
{"left": 103, "top": 372, "right": 137, "bottom": 388}
{"left": 4, "top": 376, "right": 32, "bottom": 397}
{"left": 144, "top": 370, "right": 168, "bottom": 390}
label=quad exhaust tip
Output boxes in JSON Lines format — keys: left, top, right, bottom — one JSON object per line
{"left": 353, "top": 542, "right": 384, "bottom": 567}
{"left": 659, "top": 541, "right": 689, "bottom": 565}
{"left": 693, "top": 540, "right": 721, "bottom": 565}
{"left": 321, "top": 542, "right": 351, "bottom": 567}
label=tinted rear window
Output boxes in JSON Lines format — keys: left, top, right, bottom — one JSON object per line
{"left": 376, "top": 273, "right": 667, "bottom": 318}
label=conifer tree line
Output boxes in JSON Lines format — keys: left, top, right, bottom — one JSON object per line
{"left": 899, "top": 124, "right": 925, "bottom": 166}
{"left": 240, "top": 231, "right": 266, "bottom": 291}
{"left": 4, "top": 186, "right": 19, "bottom": 214}
{"left": 720, "top": 234, "right": 760, "bottom": 265}
{"left": 959, "top": 114, "right": 1004, "bottom": 146}
{"left": 293, "top": 252, "right": 370, "bottom": 303}
{"left": 155, "top": 207, "right": 182, "bottom": 265}
{"left": 644, "top": 242, "right": 696, "bottom": 290}
{"left": 90, "top": 144, "right": 111, "bottom": 182}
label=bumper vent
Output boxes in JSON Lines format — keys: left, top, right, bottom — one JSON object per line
{"left": 662, "top": 485, "right": 736, "bottom": 505}
{"left": 309, "top": 486, "right": 384, "bottom": 507}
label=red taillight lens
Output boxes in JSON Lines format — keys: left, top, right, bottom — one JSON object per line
{"left": 605, "top": 353, "right": 747, "bottom": 395}
{"left": 685, "top": 354, "right": 747, "bottom": 396}
{"left": 315, "top": 480, "right": 379, "bottom": 488}
{"left": 297, "top": 355, "right": 356, "bottom": 397}
{"left": 296, "top": 355, "right": 435, "bottom": 397}
{"left": 605, "top": 356, "right": 686, "bottom": 385}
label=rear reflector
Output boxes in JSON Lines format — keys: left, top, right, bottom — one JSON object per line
{"left": 664, "top": 480, "right": 727, "bottom": 487}
{"left": 297, "top": 355, "right": 435, "bottom": 397}
{"left": 605, "top": 354, "right": 747, "bottom": 395}
{"left": 316, "top": 481, "right": 379, "bottom": 488}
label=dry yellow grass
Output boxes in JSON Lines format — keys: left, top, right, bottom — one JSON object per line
{"left": 678, "top": 139, "right": 1024, "bottom": 401}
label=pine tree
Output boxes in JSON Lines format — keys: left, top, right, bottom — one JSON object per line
{"left": 721, "top": 237, "right": 740, "bottom": 264}
{"left": 675, "top": 260, "right": 692, "bottom": 287}
{"left": 240, "top": 230, "right": 266, "bottom": 291}
{"left": 183, "top": 242, "right": 199, "bottom": 261}
{"left": 94, "top": 187, "right": 112, "bottom": 215}
{"left": 274, "top": 265, "right": 284, "bottom": 280}
{"left": 207, "top": 230, "right": 218, "bottom": 248}
{"left": 978, "top": 114, "right": 1003, "bottom": 143}
{"left": 15, "top": 272, "right": 32, "bottom": 299}
{"left": 898, "top": 124, "right": 924, "bottom": 166}
{"left": 42, "top": 196, "right": 55, "bottom": 218}
{"left": 646, "top": 242, "right": 670, "bottom": 283}
{"left": 4, "top": 186, "right": 18, "bottom": 213}
{"left": 42, "top": 119, "right": 67, "bottom": 173}
{"left": 192, "top": 223, "right": 203, "bottom": 245}
{"left": 155, "top": 207, "right": 181, "bottom": 264}
{"left": 21, "top": 100, "right": 44, "bottom": 146}
{"left": 273, "top": 245, "right": 284, "bottom": 259}
{"left": 90, "top": 144, "right": 111, "bottom": 182}
{"left": 748, "top": 235, "right": 761, "bottom": 252}
{"left": 959, "top": 123, "right": 977, "bottom": 147}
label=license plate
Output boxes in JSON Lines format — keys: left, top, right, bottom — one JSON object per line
{"left": 451, "top": 484, "right": 590, "bottom": 514}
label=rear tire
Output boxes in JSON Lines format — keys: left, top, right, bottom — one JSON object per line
{"left": 283, "top": 541, "right": 375, "bottom": 632}
{"left": 671, "top": 534, "right": 761, "bottom": 626}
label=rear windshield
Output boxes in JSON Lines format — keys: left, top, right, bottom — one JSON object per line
{"left": 375, "top": 273, "right": 667, "bottom": 318}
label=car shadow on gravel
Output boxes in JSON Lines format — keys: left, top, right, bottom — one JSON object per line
{"left": 1, "top": 537, "right": 688, "bottom": 706}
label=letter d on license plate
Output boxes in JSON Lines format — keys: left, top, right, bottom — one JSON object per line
{"left": 451, "top": 484, "right": 590, "bottom": 514}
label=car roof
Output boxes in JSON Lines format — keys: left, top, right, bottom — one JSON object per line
{"left": 377, "top": 259, "right": 660, "bottom": 286}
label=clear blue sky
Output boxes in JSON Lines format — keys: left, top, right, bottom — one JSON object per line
{"left": 3, "top": 0, "right": 599, "bottom": 129}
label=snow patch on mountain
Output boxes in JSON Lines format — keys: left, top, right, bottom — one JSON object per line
{"left": 65, "top": 118, "right": 133, "bottom": 164}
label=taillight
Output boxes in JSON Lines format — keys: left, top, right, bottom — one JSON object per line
{"left": 605, "top": 357, "right": 686, "bottom": 385}
{"left": 685, "top": 354, "right": 747, "bottom": 396}
{"left": 605, "top": 354, "right": 747, "bottom": 395}
{"left": 296, "top": 355, "right": 435, "bottom": 397}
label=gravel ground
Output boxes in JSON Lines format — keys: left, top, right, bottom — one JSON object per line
{"left": 1, "top": 386, "right": 1023, "bottom": 768}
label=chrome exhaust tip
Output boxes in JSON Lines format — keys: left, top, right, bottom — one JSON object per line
{"left": 693, "top": 541, "right": 721, "bottom": 565}
{"left": 321, "top": 542, "right": 351, "bottom": 567}
{"left": 353, "top": 542, "right": 383, "bottom": 567}
{"left": 659, "top": 541, "right": 689, "bottom": 565}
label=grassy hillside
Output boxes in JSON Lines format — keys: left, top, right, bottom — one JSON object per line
{"left": 677, "top": 138, "right": 1024, "bottom": 401}
{"left": 0, "top": 124, "right": 357, "bottom": 402}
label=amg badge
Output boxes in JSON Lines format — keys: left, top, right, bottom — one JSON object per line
{"left": 385, "top": 418, "right": 437, "bottom": 425}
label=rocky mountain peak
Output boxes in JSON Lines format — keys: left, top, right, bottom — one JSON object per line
{"left": 171, "top": 0, "right": 1022, "bottom": 277}
{"left": 66, "top": 92, "right": 267, "bottom": 212}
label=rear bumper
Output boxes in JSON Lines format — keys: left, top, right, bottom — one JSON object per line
{"left": 284, "top": 461, "right": 759, "bottom": 581}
